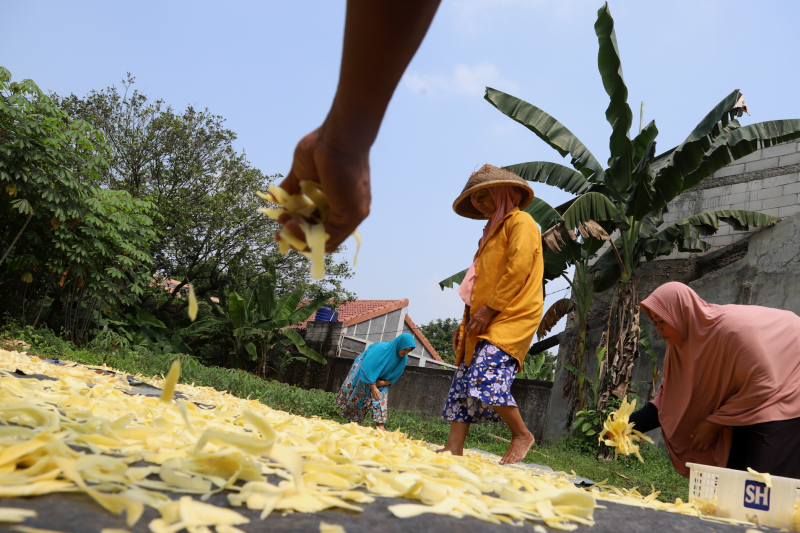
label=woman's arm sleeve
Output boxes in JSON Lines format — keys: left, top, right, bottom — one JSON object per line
{"left": 629, "top": 402, "right": 660, "bottom": 433}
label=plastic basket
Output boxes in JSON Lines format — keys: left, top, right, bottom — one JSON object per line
{"left": 688, "top": 462, "right": 800, "bottom": 530}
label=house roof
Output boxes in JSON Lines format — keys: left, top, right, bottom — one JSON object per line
{"left": 295, "top": 299, "right": 443, "bottom": 362}
{"left": 295, "top": 299, "right": 409, "bottom": 329}
{"left": 404, "top": 314, "right": 443, "bottom": 362}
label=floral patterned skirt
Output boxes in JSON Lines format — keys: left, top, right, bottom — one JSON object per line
{"left": 334, "top": 352, "right": 389, "bottom": 424}
{"left": 441, "top": 340, "right": 518, "bottom": 424}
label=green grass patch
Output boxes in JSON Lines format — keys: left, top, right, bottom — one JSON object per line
{"left": 2, "top": 325, "right": 689, "bottom": 503}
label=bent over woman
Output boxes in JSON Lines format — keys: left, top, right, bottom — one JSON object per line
{"left": 438, "top": 164, "right": 544, "bottom": 464}
{"left": 631, "top": 282, "right": 800, "bottom": 479}
{"left": 335, "top": 333, "right": 415, "bottom": 430}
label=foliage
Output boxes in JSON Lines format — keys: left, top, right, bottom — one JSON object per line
{"left": 183, "top": 264, "right": 328, "bottom": 373}
{"left": 564, "top": 345, "right": 608, "bottom": 411}
{"left": 571, "top": 397, "right": 623, "bottom": 454}
{"left": 517, "top": 350, "right": 556, "bottom": 381}
{"left": 0, "top": 67, "right": 158, "bottom": 341}
{"left": 53, "top": 75, "right": 356, "bottom": 307}
{"left": 417, "top": 317, "right": 460, "bottom": 365}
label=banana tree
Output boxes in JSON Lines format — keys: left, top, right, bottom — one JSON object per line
{"left": 536, "top": 218, "right": 612, "bottom": 414}
{"left": 444, "top": 2, "right": 800, "bottom": 416}
{"left": 184, "top": 265, "right": 328, "bottom": 375}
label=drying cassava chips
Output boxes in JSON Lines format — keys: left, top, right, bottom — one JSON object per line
{"left": 0, "top": 348, "right": 707, "bottom": 532}
{"left": 598, "top": 397, "right": 654, "bottom": 462}
{"left": 0, "top": 508, "right": 36, "bottom": 523}
{"left": 257, "top": 182, "right": 361, "bottom": 279}
{"left": 187, "top": 284, "right": 198, "bottom": 322}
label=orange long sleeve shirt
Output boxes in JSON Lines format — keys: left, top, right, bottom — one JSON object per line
{"left": 455, "top": 208, "right": 544, "bottom": 369}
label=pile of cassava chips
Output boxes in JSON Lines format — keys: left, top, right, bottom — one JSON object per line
{"left": 598, "top": 397, "right": 654, "bottom": 462}
{"left": 0, "top": 348, "right": 705, "bottom": 532}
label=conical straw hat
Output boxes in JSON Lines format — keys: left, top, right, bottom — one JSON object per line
{"left": 452, "top": 164, "right": 534, "bottom": 220}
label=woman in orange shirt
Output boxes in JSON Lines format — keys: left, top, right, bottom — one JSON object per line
{"left": 438, "top": 165, "right": 545, "bottom": 464}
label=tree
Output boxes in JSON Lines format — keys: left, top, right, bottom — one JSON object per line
{"left": 484, "top": 3, "right": 798, "bottom": 412}
{"left": 182, "top": 264, "right": 328, "bottom": 374}
{"left": 0, "top": 67, "right": 158, "bottom": 341}
{"left": 442, "top": 2, "right": 800, "bottom": 417}
{"left": 417, "top": 318, "right": 460, "bottom": 365}
{"left": 53, "top": 76, "right": 356, "bottom": 309}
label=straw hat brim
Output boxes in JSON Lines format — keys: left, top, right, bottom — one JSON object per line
{"left": 452, "top": 180, "right": 534, "bottom": 220}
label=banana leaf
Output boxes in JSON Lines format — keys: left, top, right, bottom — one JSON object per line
{"left": 645, "top": 210, "right": 780, "bottom": 258}
{"left": 287, "top": 294, "right": 329, "bottom": 324}
{"left": 523, "top": 196, "right": 563, "bottom": 230}
{"left": 632, "top": 120, "right": 658, "bottom": 169}
{"left": 537, "top": 298, "right": 574, "bottom": 340}
{"left": 681, "top": 119, "right": 800, "bottom": 191}
{"left": 228, "top": 292, "right": 250, "bottom": 330}
{"left": 561, "top": 192, "right": 625, "bottom": 231}
{"left": 256, "top": 266, "right": 278, "bottom": 321}
{"left": 587, "top": 240, "right": 623, "bottom": 293}
{"left": 274, "top": 291, "right": 302, "bottom": 321}
{"left": 485, "top": 87, "right": 606, "bottom": 182}
{"left": 504, "top": 161, "right": 590, "bottom": 195}
{"left": 644, "top": 89, "right": 744, "bottom": 210}
{"left": 595, "top": 2, "right": 633, "bottom": 190}
{"left": 283, "top": 328, "right": 325, "bottom": 364}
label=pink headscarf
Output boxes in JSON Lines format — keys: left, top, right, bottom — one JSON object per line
{"left": 640, "top": 282, "right": 800, "bottom": 477}
{"left": 458, "top": 185, "right": 522, "bottom": 306}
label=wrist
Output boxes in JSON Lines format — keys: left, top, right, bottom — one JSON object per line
{"left": 321, "top": 102, "right": 378, "bottom": 155}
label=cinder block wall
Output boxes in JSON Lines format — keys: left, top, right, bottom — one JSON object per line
{"left": 283, "top": 354, "right": 553, "bottom": 440}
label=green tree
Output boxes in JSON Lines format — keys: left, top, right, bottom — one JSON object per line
{"left": 485, "top": 3, "right": 798, "bottom": 413}
{"left": 417, "top": 318, "right": 460, "bottom": 365}
{"left": 0, "top": 67, "right": 158, "bottom": 342}
{"left": 53, "top": 76, "right": 355, "bottom": 309}
{"left": 183, "top": 264, "right": 328, "bottom": 374}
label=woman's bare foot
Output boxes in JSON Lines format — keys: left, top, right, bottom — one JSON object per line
{"left": 499, "top": 431, "right": 535, "bottom": 464}
{"left": 435, "top": 444, "right": 464, "bottom": 456}
{"left": 376, "top": 424, "right": 386, "bottom": 431}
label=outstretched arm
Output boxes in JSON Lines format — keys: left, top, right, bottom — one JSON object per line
{"left": 278, "top": 0, "right": 441, "bottom": 252}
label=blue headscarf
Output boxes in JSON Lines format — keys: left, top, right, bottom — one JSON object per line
{"left": 358, "top": 333, "right": 415, "bottom": 385}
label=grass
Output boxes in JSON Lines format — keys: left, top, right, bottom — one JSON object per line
{"left": 1, "top": 324, "right": 689, "bottom": 503}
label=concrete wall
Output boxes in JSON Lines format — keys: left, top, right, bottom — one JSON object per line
{"left": 285, "top": 353, "right": 553, "bottom": 441}
{"left": 544, "top": 139, "right": 800, "bottom": 444}
{"left": 689, "top": 212, "right": 800, "bottom": 313}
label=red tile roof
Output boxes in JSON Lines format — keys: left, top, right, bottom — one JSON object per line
{"left": 295, "top": 299, "right": 442, "bottom": 362}
{"left": 295, "top": 299, "right": 408, "bottom": 329}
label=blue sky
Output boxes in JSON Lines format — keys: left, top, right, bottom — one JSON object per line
{"left": 6, "top": 0, "right": 800, "bottom": 332}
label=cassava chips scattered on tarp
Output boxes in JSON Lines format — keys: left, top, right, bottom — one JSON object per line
{"left": 598, "top": 397, "right": 654, "bottom": 462}
{"left": 0, "top": 348, "right": 703, "bottom": 531}
{"left": 257, "top": 182, "right": 361, "bottom": 280}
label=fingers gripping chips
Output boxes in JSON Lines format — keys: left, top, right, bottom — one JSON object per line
{"left": 257, "top": 182, "right": 361, "bottom": 280}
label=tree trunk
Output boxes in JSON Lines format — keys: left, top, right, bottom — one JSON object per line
{"left": 563, "top": 315, "right": 589, "bottom": 414}
{"left": 597, "top": 276, "right": 640, "bottom": 412}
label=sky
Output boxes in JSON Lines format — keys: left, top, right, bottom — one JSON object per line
{"left": 6, "top": 0, "right": 800, "bottom": 334}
